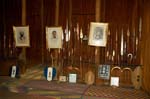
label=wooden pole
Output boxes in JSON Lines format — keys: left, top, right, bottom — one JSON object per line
{"left": 69, "top": 0, "right": 72, "bottom": 28}
{"left": 22, "top": 0, "right": 26, "bottom": 25}
{"left": 41, "top": 0, "right": 44, "bottom": 64}
{"left": 95, "top": 0, "right": 101, "bottom": 64}
{"left": 17, "top": 0, "right": 26, "bottom": 74}
{"left": 95, "top": 0, "right": 101, "bottom": 22}
{"left": 54, "top": 0, "right": 60, "bottom": 80}
{"left": 55, "top": 0, "right": 59, "bottom": 26}
{"left": 95, "top": 0, "right": 102, "bottom": 85}
{"left": 19, "top": 0, "right": 26, "bottom": 64}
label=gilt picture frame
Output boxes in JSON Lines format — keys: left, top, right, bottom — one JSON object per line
{"left": 13, "top": 26, "right": 30, "bottom": 47}
{"left": 46, "top": 26, "right": 63, "bottom": 49}
{"left": 88, "top": 22, "right": 108, "bottom": 47}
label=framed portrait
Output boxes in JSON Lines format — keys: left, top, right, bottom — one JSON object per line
{"left": 98, "top": 64, "right": 110, "bottom": 80}
{"left": 13, "top": 26, "right": 30, "bottom": 47}
{"left": 59, "top": 76, "right": 67, "bottom": 82}
{"left": 88, "top": 22, "right": 108, "bottom": 47}
{"left": 69, "top": 73, "right": 77, "bottom": 83}
{"left": 110, "top": 77, "right": 119, "bottom": 87}
{"left": 46, "top": 26, "right": 63, "bottom": 49}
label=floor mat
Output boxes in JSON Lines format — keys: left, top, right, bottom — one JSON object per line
{"left": 83, "top": 85, "right": 150, "bottom": 99}
{"left": 22, "top": 80, "right": 89, "bottom": 94}
{"left": 17, "top": 80, "right": 89, "bottom": 99}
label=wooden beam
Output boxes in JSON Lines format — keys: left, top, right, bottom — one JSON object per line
{"left": 95, "top": 0, "right": 101, "bottom": 64}
{"left": 95, "top": 0, "right": 103, "bottom": 85}
{"left": 53, "top": 0, "right": 60, "bottom": 80}
{"left": 41, "top": 0, "right": 44, "bottom": 64}
{"left": 55, "top": 0, "right": 60, "bottom": 26}
{"left": 19, "top": 0, "right": 26, "bottom": 63}
{"left": 95, "top": 0, "right": 101, "bottom": 22}
{"left": 22, "top": 0, "right": 26, "bottom": 25}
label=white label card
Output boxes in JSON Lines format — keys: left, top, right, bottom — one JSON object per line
{"left": 11, "top": 66, "right": 16, "bottom": 78}
{"left": 47, "top": 67, "right": 53, "bottom": 81}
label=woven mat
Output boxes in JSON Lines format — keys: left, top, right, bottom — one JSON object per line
{"left": 17, "top": 80, "right": 89, "bottom": 99}
{"left": 0, "top": 85, "right": 56, "bottom": 99}
{"left": 83, "top": 85, "right": 150, "bottom": 99}
{"left": 1, "top": 79, "right": 83, "bottom": 99}
{"left": 27, "top": 89, "right": 82, "bottom": 99}
{"left": 22, "top": 80, "right": 89, "bottom": 94}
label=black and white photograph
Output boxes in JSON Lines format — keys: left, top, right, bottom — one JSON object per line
{"left": 13, "top": 26, "right": 30, "bottom": 47}
{"left": 88, "top": 22, "right": 108, "bottom": 47}
{"left": 98, "top": 64, "right": 110, "bottom": 80}
{"left": 46, "top": 26, "right": 63, "bottom": 49}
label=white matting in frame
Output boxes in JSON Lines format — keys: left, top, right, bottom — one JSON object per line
{"left": 13, "top": 26, "right": 30, "bottom": 47}
{"left": 46, "top": 26, "right": 63, "bottom": 49}
{"left": 110, "top": 77, "right": 119, "bottom": 87}
{"left": 88, "top": 22, "right": 108, "bottom": 47}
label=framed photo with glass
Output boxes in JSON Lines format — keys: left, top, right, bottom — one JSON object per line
{"left": 98, "top": 64, "right": 110, "bottom": 80}
{"left": 13, "top": 26, "right": 30, "bottom": 47}
{"left": 46, "top": 26, "right": 63, "bottom": 49}
{"left": 88, "top": 22, "right": 108, "bottom": 47}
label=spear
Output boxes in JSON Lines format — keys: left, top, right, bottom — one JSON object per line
{"left": 120, "top": 28, "right": 124, "bottom": 65}
{"left": 120, "top": 28, "right": 124, "bottom": 56}
{"left": 115, "top": 30, "right": 118, "bottom": 64}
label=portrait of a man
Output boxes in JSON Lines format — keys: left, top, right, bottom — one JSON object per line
{"left": 13, "top": 26, "right": 30, "bottom": 47}
{"left": 88, "top": 22, "right": 108, "bottom": 47}
{"left": 93, "top": 27, "right": 103, "bottom": 40}
{"left": 98, "top": 65, "right": 110, "bottom": 80}
{"left": 52, "top": 30, "right": 57, "bottom": 39}
{"left": 46, "top": 27, "right": 63, "bottom": 49}
{"left": 17, "top": 31, "right": 26, "bottom": 43}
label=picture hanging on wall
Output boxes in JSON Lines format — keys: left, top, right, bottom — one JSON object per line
{"left": 46, "top": 26, "right": 63, "bottom": 49}
{"left": 88, "top": 22, "right": 108, "bottom": 47}
{"left": 98, "top": 64, "right": 110, "bottom": 80}
{"left": 13, "top": 26, "right": 30, "bottom": 47}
